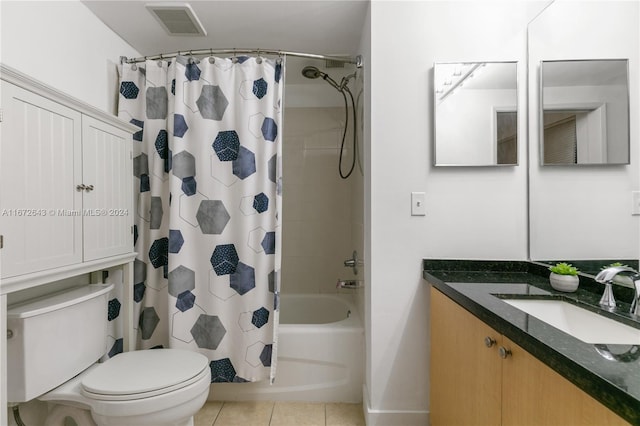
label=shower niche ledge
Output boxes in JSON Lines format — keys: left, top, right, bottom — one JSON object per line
{"left": 0, "top": 64, "right": 138, "bottom": 295}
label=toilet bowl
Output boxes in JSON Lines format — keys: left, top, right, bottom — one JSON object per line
{"left": 7, "top": 284, "right": 212, "bottom": 426}
{"left": 40, "top": 349, "right": 211, "bottom": 426}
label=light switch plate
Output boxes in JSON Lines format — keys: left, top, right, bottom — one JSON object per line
{"left": 411, "top": 192, "right": 426, "bottom": 216}
{"left": 632, "top": 191, "right": 640, "bottom": 215}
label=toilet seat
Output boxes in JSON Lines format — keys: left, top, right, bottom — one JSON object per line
{"left": 81, "top": 349, "right": 209, "bottom": 401}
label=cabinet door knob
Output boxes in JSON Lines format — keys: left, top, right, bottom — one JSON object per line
{"left": 484, "top": 336, "right": 496, "bottom": 348}
{"left": 499, "top": 346, "right": 512, "bottom": 359}
{"left": 76, "top": 184, "right": 94, "bottom": 192}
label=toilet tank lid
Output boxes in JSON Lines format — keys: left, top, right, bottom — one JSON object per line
{"left": 7, "top": 284, "right": 114, "bottom": 319}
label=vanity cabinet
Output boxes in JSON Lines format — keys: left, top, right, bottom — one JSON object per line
{"left": 0, "top": 70, "right": 135, "bottom": 290}
{"left": 430, "top": 287, "right": 628, "bottom": 425}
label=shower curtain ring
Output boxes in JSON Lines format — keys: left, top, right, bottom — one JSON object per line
{"left": 188, "top": 51, "right": 200, "bottom": 64}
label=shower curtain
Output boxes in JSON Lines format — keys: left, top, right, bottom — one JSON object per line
{"left": 117, "top": 55, "right": 283, "bottom": 383}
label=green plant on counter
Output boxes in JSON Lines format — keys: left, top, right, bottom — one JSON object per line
{"left": 549, "top": 262, "right": 579, "bottom": 276}
{"left": 601, "top": 262, "right": 628, "bottom": 270}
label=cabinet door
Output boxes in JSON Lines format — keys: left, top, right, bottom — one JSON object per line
{"left": 430, "top": 287, "right": 502, "bottom": 425}
{"left": 0, "top": 82, "right": 83, "bottom": 278}
{"left": 502, "top": 337, "right": 629, "bottom": 426}
{"left": 81, "top": 116, "right": 133, "bottom": 261}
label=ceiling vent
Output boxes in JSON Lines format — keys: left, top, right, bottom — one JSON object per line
{"left": 146, "top": 3, "right": 207, "bottom": 36}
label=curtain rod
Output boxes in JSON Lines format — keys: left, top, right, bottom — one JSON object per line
{"left": 121, "top": 49, "right": 363, "bottom": 68}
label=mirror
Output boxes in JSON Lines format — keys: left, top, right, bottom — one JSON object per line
{"left": 541, "top": 59, "right": 630, "bottom": 165}
{"left": 434, "top": 61, "right": 518, "bottom": 166}
{"left": 528, "top": 0, "right": 638, "bottom": 265}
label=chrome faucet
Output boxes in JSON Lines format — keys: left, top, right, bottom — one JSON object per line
{"left": 343, "top": 250, "right": 363, "bottom": 275}
{"left": 594, "top": 266, "right": 640, "bottom": 316}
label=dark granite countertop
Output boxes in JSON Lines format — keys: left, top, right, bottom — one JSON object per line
{"left": 423, "top": 260, "right": 640, "bottom": 425}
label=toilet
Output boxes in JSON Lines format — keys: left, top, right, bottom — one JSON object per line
{"left": 6, "top": 283, "right": 211, "bottom": 426}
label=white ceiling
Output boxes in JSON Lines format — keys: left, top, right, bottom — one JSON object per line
{"left": 81, "top": 0, "right": 368, "bottom": 83}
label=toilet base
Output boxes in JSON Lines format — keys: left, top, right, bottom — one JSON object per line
{"left": 41, "top": 385, "right": 207, "bottom": 426}
{"left": 44, "top": 404, "right": 197, "bottom": 426}
{"left": 45, "top": 404, "right": 96, "bottom": 426}
{"left": 89, "top": 385, "right": 208, "bottom": 426}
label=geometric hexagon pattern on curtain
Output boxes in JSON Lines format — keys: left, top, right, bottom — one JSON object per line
{"left": 118, "top": 55, "right": 283, "bottom": 383}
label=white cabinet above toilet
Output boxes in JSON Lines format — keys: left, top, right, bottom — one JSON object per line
{"left": 0, "top": 65, "right": 137, "bottom": 293}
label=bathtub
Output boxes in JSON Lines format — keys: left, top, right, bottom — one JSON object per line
{"left": 210, "top": 293, "right": 364, "bottom": 403}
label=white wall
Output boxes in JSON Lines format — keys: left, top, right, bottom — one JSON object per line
{"left": 366, "top": 1, "right": 546, "bottom": 424}
{"left": 529, "top": 0, "right": 640, "bottom": 261}
{"left": 0, "top": 0, "right": 140, "bottom": 114}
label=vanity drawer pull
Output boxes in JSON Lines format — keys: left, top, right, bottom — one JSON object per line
{"left": 499, "top": 346, "right": 512, "bottom": 359}
{"left": 484, "top": 336, "right": 496, "bottom": 348}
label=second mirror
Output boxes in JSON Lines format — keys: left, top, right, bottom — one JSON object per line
{"left": 540, "top": 59, "right": 630, "bottom": 165}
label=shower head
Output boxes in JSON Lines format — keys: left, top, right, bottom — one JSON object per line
{"left": 301, "top": 66, "right": 342, "bottom": 91}
{"left": 301, "top": 66, "right": 323, "bottom": 79}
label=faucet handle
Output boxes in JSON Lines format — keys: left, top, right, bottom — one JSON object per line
{"left": 598, "top": 281, "right": 617, "bottom": 310}
{"left": 343, "top": 250, "right": 363, "bottom": 275}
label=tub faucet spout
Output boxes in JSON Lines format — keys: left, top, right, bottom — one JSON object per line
{"left": 595, "top": 266, "right": 640, "bottom": 316}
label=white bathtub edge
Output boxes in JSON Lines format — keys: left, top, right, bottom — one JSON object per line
{"left": 207, "top": 293, "right": 363, "bottom": 403}
{"left": 363, "top": 384, "right": 430, "bottom": 426}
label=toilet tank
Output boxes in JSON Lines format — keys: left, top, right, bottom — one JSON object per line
{"left": 6, "top": 283, "right": 114, "bottom": 402}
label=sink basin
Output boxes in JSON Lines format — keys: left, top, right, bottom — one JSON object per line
{"left": 503, "top": 299, "right": 640, "bottom": 345}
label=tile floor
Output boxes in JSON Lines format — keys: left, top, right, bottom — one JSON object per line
{"left": 195, "top": 401, "right": 366, "bottom": 426}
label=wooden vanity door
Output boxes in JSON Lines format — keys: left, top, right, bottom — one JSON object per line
{"left": 501, "top": 337, "right": 629, "bottom": 426}
{"left": 430, "top": 287, "right": 502, "bottom": 425}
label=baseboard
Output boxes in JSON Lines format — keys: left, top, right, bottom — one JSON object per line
{"left": 363, "top": 385, "right": 430, "bottom": 426}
